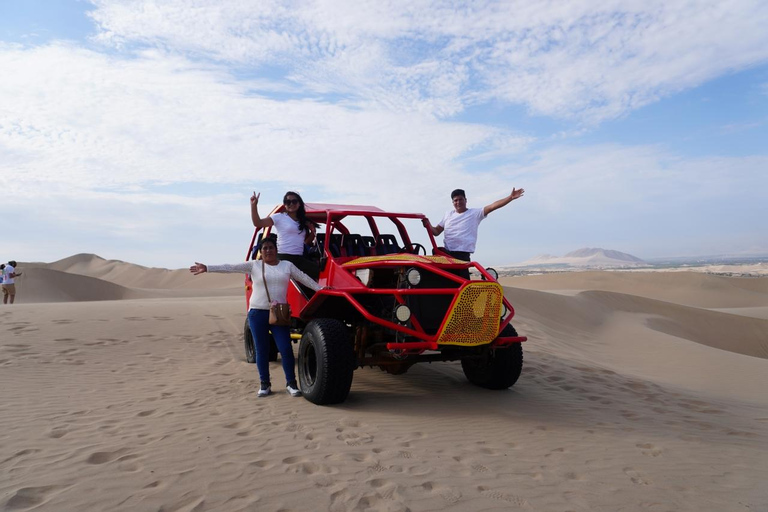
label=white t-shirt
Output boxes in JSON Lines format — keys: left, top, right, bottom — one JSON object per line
{"left": 270, "top": 213, "right": 306, "bottom": 255}
{"left": 3, "top": 265, "right": 15, "bottom": 285}
{"left": 207, "top": 260, "right": 320, "bottom": 310}
{"left": 438, "top": 208, "right": 486, "bottom": 253}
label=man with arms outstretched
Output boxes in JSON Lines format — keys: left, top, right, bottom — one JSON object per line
{"left": 423, "top": 188, "right": 525, "bottom": 277}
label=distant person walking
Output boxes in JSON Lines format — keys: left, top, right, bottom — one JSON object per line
{"left": 250, "top": 191, "right": 319, "bottom": 280}
{"left": 189, "top": 235, "right": 321, "bottom": 398}
{"left": 423, "top": 188, "right": 525, "bottom": 277}
{"left": 2, "top": 261, "right": 22, "bottom": 304}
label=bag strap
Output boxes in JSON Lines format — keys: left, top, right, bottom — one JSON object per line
{"left": 261, "top": 259, "right": 272, "bottom": 303}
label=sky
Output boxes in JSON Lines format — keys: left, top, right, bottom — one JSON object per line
{"left": 1, "top": 0, "right": 767, "bottom": 269}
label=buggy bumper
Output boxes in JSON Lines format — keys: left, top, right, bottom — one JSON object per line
{"left": 491, "top": 336, "right": 527, "bottom": 346}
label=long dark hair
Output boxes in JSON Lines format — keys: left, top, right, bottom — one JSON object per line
{"left": 283, "top": 191, "right": 315, "bottom": 233}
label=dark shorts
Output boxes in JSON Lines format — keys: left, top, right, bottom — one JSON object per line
{"left": 446, "top": 250, "right": 471, "bottom": 262}
{"left": 446, "top": 251, "right": 471, "bottom": 279}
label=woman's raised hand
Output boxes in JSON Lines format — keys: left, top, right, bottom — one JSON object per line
{"left": 250, "top": 191, "right": 260, "bottom": 206}
{"left": 189, "top": 262, "right": 208, "bottom": 275}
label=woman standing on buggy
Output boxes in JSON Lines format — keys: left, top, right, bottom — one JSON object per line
{"left": 250, "top": 190, "right": 319, "bottom": 280}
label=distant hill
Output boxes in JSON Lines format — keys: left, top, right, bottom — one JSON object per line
{"left": 39, "top": 253, "right": 242, "bottom": 289}
{"left": 15, "top": 253, "right": 244, "bottom": 303}
{"left": 508, "top": 247, "right": 646, "bottom": 269}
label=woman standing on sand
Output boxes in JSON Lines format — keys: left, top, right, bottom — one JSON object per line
{"left": 251, "top": 190, "right": 318, "bottom": 280}
{"left": 190, "top": 235, "right": 321, "bottom": 398}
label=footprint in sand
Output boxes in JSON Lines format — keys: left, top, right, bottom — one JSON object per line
{"left": 116, "top": 454, "right": 143, "bottom": 473}
{"left": 636, "top": 443, "right": 663, "bottom": 457}
{"left": 4, "top": 485, "right": 71, "bottom": 510}
{"left": 366, "top": 462, "right": 388, "bottom": 474}
{"left": 281, "top": 456, "right": 328, "bottom": 475}
{"left": 337, "top": 431, "right": 374, "bottom": 446}
{"left": 477, "top": 486, "right": 529, "bottom": 506}
{"left": 155, "top": 495, "right": 204, "bottom": 512}
{"left": 47, "top": 427, "right": 69, "bottom": 439}
{"left": 1, "top": 449, "right": 42, "bottom": 465}
{"left": 85, "top": 448, "right": 132, "bottom": 465}
{"left": 367, "top": 478, "right": 398, "bottom": 498}
{"left": 624, "top": 467, "right": 650, "bottom": 485}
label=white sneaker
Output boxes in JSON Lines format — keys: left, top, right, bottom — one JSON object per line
{"left": 286, "top": 383, "right": 302, "bottom": 397}
{"left": 257, "top": 383, "right": 272, "bottom": 397}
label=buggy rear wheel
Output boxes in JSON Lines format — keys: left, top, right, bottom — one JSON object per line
{"left": 243, "top": 319, "right": 278, "bottom": 363}
{"left": 461, "top": 325, "right": 523, "bottom": 389}
{"left": 298, "top": 319, "right": 355, "bottom": 405}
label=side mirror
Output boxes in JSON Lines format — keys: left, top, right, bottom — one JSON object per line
{"left": 485, "top": 267, "right": 498, "bottom": 281}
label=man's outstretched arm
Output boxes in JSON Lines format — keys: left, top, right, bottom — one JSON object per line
{"left": 483, "top": 188, "right": 525, "bottom": 217}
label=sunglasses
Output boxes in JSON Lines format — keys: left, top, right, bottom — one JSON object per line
{"left": 284, "top": 199, "right": 299, "bottom": 206}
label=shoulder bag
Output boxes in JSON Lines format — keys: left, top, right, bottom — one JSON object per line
{"left": 262, "top": 260, "right": 291, "bottom": 326}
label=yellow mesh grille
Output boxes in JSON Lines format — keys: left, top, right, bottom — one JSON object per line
{"left": 437, "top": 283, "right": 503, "bottom": 346}
{"left": 342, "top": 255, "right": 465, "bottom": 266}
{"left": 425, "top": 255, "right": 466, "bottom": 264}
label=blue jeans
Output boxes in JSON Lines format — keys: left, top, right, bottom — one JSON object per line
{"left": 247, "top": 308, "right": 295, "bottom": 385}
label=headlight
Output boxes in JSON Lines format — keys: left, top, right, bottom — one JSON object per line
{"left": 500, "top": 302, "right": 508, "bottom": 318}
{"left": 355, "top": 268, "right": 372, "bottom": 286}
{"left": 405, "top": 267, "right": 421, "bottom": 286}
{"left": 394, "top": 304, "right": 411, "bottom": 323}
{"left": 486, "top": 267, "right": 499, "bottom": 280}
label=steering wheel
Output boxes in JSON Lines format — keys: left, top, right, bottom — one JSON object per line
{"left": 410, "top": 243, "right": 427, "bottom": 255}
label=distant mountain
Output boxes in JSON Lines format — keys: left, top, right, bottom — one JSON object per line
{"left": 508, "top": 248, "right": 646, "bottom": 268}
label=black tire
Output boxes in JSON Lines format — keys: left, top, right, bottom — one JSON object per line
{"left": 243, "top": 319, "right": 255, "bottom": 363}
{"left": 243, "top": 319, "right": 278, "bottom": 364}
{"left": 298, "top": 319, "right": 356, "bottom": 405}
{"left": 461, "top": 325, "right": 523, "bottom": 390}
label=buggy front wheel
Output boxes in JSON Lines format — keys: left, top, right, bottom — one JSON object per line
{"left": 461, "top": 325, "right": 523, "bottom": 389}
{"left": 298, "top": 319, "right": 355, "bottom": 405}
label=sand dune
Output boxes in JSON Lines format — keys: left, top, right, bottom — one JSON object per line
{"left": 42, "top": 253, "right": 244, "bottom": 290}
{"left": 503, "top": 286, "right": 768, "bottom": 360}
{"left": 15, "top": 267, "right": 141, "bottom": 302}
{"left": 16, "top": 255, "right": 243, "bottom": 303}
{"left": 501, "top": 271, "right": 768, "bottom": 308}
{"left": 2, "top": 260, "right": 767, "bottom": 511}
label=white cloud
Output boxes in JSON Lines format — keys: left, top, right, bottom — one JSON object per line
{"left": 0, "top": 43, "right": 508, "bottom": 202}
{"left": 86, "top": 0, "right": 768, "bottom": 122}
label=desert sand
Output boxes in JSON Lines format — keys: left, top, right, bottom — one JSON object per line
{"left": 1, "top": 255, "right": 767, "bottom": 511}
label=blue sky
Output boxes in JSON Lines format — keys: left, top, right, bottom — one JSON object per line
{"left": 1, "top": 0, "right": 767, "bottom": 268}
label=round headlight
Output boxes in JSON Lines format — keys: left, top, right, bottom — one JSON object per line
{"left": 405, "top": 267, "right": 421, "bottom": 286}
{"left": 486, "top": 267, "right": 499, "bottom": 280}
{"left": 394, "top": 304, "right": 411, "bottom": 323}
{"left": 500, "top": 302, "right": 509, "bottom": 318}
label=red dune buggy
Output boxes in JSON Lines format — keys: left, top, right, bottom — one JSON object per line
{"left": 243, "top": 203, "right": 527, "bottom": 405}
